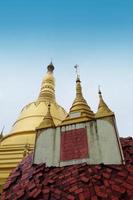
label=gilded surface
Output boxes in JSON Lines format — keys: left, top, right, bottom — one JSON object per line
{"left": 37, "top": 104, "right": 55, "bottom": 130}
{"left": 0, "top": 63, "right": 67, "bottom": 193}
{"left": 10, "top": 63, "right": 67, "bottom": 135}
{"left": 62, "top": 77, "right": 95, "bottom": 125}
{"left": 95, "top": 89, "right": 114, "bottom": 118}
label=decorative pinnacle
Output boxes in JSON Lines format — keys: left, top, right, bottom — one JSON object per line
{"left": 47, "top": 62, "right": 54, "bottom": 72}
{"left": 74, "top": 64, "right": 80, "bottom": 81}
{"left": 96, "top": 86, "right": 114, "bottom": 118}
{"left": 98, "top": 85, "right": 102, "bottom": 96}
{"left": 36, "top": 103, "right": 55, "bottom": 130}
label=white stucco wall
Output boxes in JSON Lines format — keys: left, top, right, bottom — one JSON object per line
{"left": 96, "top": 118, "right": 122, "bottom": 164}
{"left": 86, "top": 121, "right": 102, "bottom": 164}
{"left": 34, "top": 128, "right": 55, "bottom": 166}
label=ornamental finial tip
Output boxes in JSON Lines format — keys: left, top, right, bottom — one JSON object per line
{"left": 47, "top": 62, "right": 54, "bottom": 72}
{"left": 98, "top": 85, "right": 102, "bottom": 96}
{"left": 74, "top": 64, "right": 80, "bottom": 82}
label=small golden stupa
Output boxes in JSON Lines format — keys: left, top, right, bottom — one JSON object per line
{"left": 61, "top": 75, "right": 95, "bottom": 125}
{"left": 95, "top": 88, "right": 114, "bottom": 118}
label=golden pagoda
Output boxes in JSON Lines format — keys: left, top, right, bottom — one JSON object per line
{"left": 61, "top": 74, "right": 95, "bottom": 125}
{"left": 0, "top": 63, "right": 67, "bottom": 194}
{"left": 95, "top": 88, "right": 114, "bottom": 118}
{"left": 36, "top": 103, "right": 55, "bottom": 130}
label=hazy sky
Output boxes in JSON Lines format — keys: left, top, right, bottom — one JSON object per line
{"left": 0, "top": 0, "right": 133, "bottom": 137}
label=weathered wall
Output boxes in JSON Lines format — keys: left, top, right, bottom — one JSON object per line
{"left": 96, "top": 117, "right": 123, "bottom": 164}
{"left": 34, "top": 128, "right": 55, "bottom": 166}
{"left": 34, "top": 117, "right": 124, "bottom": 166}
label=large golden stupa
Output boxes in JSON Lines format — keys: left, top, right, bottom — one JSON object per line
{"left": 0, "top": 63, "right": 67, "bottom": 193}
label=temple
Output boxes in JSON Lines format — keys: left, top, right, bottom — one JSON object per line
{"left": 34, "top": 72, "right": 124, "bottom": 167}
{"left": 1, "top": 63, "right": 133, "bottom": 200}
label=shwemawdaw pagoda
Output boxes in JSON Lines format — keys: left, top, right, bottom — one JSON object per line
{"left": 0, "top": 63, "right": 133, "bottom": 200}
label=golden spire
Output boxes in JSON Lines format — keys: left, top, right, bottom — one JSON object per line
{"left": 38, "top": 62, "right": 55, "bottom": 102}
{"left": 61, "top": 65, "right": 94, "bottom": 125}
{"left": 36, "top": 104, "right": 55, "bottom": 130}
{"left": 95, "top": 87, "right": 114, "bottom": 118}
{"left": 70, "top": 76, "right": 94, "bottom": 117}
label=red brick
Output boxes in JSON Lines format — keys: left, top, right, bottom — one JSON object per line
{"left": 103, "top": 180, "right": 110, "bottom": 187}
{"left": 106, "top": 168, "right": 112, "bottom": 173}
{"left": 3, "top": 180, "right": 11, "bottom": 189}
{"left": 29, "top": 188, "right": 38, "bottom": 197}
{"left": 80, "top": 176, "right": 89, "bottom": 183}
{"left": 117, "top": 171, "right": 128, "bottom": 177}
{"left": 69, "top": 185, "right": 78, "bottom": 192}
{"left": 127, "top": 189, "right": 133, "bottom": 197}
{"left": 127, "top": 166, "right": 133, "bottom": 173}
{"left": 34, "top": 189, "right": 41, "bottom": 198}
{"left": 78, "top": 193, "right": 86, "bottom": 200}
{"left": 126, "top": 176, "right": 133, "bottom": 184}
{"left": 110, "top": 196, "right": 119, "bottom": 200}
{"left": 47, "top": 179, "right": 55, "bottom": 184}
{"left": 54, "top": 189, "right": 62, "bottom": 195}
{"left": 91, "top": 196, "right": 98, "bottom": 200}
{"left": 10, "top": 172, "right": 20, "bottom": 178}
{"left": 114, "top": 176, "right": 124, "bottom": 184}
{"left": 102, "top": 172, "right": 111, "bottom": 179}
{"left": 67, "top": 194, "right": 75, "bottom": 200}
{"left": 112, "top": 184, "right": 125, "bottom": 193}
{"left": 16, "top": 190, "right": 25, "bottom": 198}
{"left": 93, "top": 175, "right": 101, "bottom": 180}
{"left": 43, "top": 188, "right": 50, "bottom": 194}
{"left": 75, "top": 188, "right": 83, "bottom": 194}
{"left": 13, "top": 183, "right": 20, "bottom": 192}
{"left": 95, "top": 186, "right": 108, "bottom": 198}
{"left": 61, "top": 128, "right": 88, "bottom": 161}
{"left": 28, "top": 182, "right": 36, "bottom": 190}
{"left": 89, "top": 186, "right": 95, "bottom": 196}
{"left": 122, "top": 182, "right": 133, "bottom": 190}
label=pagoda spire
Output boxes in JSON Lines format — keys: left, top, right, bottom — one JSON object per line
{"left": 47, "top": 61, "right": 54, "bottom": 72}
{"left": 36, "top": 104, "right": 55, "bottom": 130}
{"left": 61, "top": 66, "right": 94, "bottom": 125}
{"left": 95, "top": 87, "right": 114, "bottom": 118}
{"left": 70, "top": 74, "right": 94, "bottom": 117}
{"left": 37, "top": 62, "right": 55, "bottom": 102}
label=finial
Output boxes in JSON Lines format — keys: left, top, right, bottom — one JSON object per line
{"left": 47, "top": 62, "right": 54, "bottom": 72}
{"left": 98, "top": 85, "right": 102, "bottom": 96}
{"left": 74, "top": 64, "right": 80, "bottom": 81}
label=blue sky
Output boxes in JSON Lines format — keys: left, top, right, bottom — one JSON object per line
{"left": 0, "top": 0, "right": 133, "bottom": 137}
